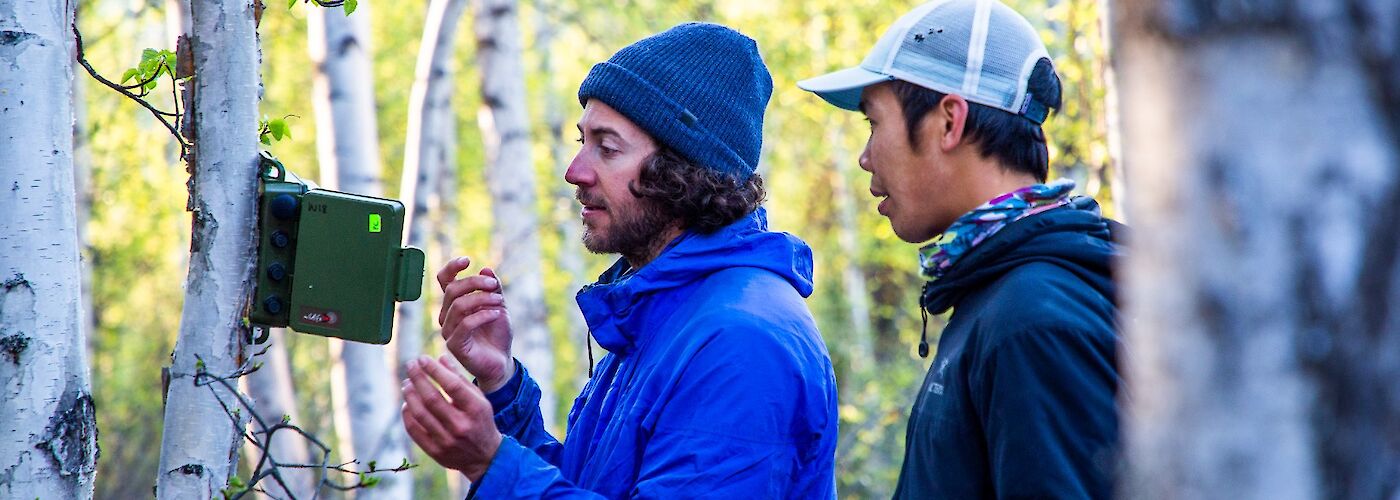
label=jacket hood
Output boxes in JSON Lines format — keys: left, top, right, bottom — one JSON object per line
{"left": 577, "top": 208, "right": 815, "bottom": 353}
{"left": 922, "top": 197, "right": 1123, "bottom": 315}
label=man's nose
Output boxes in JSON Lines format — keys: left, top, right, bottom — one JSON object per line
{"left": 564, "top": 154, "right": 593, "bottom": 186}
{"left": 858, "top": 141, "right": 873, "bottom": 173}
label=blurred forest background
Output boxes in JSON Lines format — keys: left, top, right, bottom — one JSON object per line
{"left": 73, "top": 0, "right": 1112, "bottom": 497}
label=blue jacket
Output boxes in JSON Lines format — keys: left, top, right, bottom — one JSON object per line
{"left": 894, "top": 198, "right": 1122, "bottom": 499}
{"left": 474, "top": 209, "right": 839, "bottom": 499}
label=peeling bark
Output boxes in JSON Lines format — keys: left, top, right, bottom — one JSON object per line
{"left": 0, "top": 1, "right": 98, "bottom": 497}
{"left": 154, "top": 0, "right": 262, "bottom": 498}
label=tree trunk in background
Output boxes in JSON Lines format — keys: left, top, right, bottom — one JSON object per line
{"left": 396, "top": 0, "right": 469, "bottom": 379}
{"left": 828, "top": 124, "right": 874, "bottom": 370}
{"left": 241, "top": 329, "right": 317, "bottom": 499}
{"left": 165, "top": 0, "right": 191, "bottom": 49}
{"left": 475, "top": 0, "right": 555, "bottom": 427}
{"left": 1115, "top": 1, "right": 1400, "bottom": 498}
{"left": 534, "top": 0, "right": 592, "bottom": 394}
{"left": 155, "top": 0, "right": 261, "bottom": 497}
{"left": 0, "top": 2, "right": 99, "bottom": 498}
{"left": 308, "top": 5, "right": 411, "bottom": 499}
{"left": 396, "top": 3, "right": 468, "bottom": 494}
{"left": 1096, "top": 0, "right": 1125, "bottom": 220}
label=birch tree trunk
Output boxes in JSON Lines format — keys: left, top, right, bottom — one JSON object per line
{"left": 475, "top": 0, "right": 555, "bottom": 426}
{"left": 1114, "top": 1, "right": 1400, "bottom": 498}
{"left": 72, "top": 31, "right": 96, "bottom": 359}
{"left": 0, "top": 2, "right": 99, "bottom": 497}
{"left": 828, "top": 124, "right": 874, "bottom": 368}
{"left": 534, "top": 0, "right": 591, "bottom": 393}
{"left": 241, "top": 329, "right": 316, "bottom": 499}
{"left": 1096, "top": 0, "right": 1126, "bottom": 220}
{"left": 308, "top": 5, "right": 411, "bottom": 499}
{"left": 154, "top": 0, "right": 262, "bottom": 497}
{"left": 396, "top": 0, "right": 469, "bottom": 379}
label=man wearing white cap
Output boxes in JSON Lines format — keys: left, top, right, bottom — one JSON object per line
{"left": 800, "top": 1, "right": 1122, "bottom": 497}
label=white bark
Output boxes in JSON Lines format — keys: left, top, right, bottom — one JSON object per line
{"left": 308, "top": 5, "right": 412, "bottom": 499}
{"left": 534, "top": 0, "right": 591, "bottom": 392}
{"left": 1116, "top": 1, "right": 1400, "bottom": 498}
{"left": 1096, "top": 0, "right": 1126, "bottom": 221}
{"left": 828, "top": 124, "right": 874, "bottom": 368}
{"left": 475, "top": 0, "right": 555, "bottom": 427}
{"left": 165, "top": 0, "right": 191, "bottom": 51}
{"left": 396, "top": 0, "right": 469, "bottom": 379}
{"left": 241, "top": 329, "right": 317, "bottom": 499}
{"left": 72, "top": 35, "right": 96, "bottom": 359}
{"left": 0, "top": 2, "right": 98, "bottom": 497}
{"left": 155, "top": 0, "right": 262, "bottom": 497}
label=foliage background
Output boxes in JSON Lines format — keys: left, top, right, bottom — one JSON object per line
{"left": 75, "top": 0, "right": 1111, "bottom": 497}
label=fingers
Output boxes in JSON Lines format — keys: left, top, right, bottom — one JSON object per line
{"left": 403, "top": 396, "right": 440, "bottom": 451}
{"left": 406, "top": 361, "right": 465, "bottom": 435}
{"left": 402, "top": 378, "right": 451, "bottom": 442}
{"left": 439, "top": 282, "right": 505, "bottom": 328}
{"left": 422, "top": 355, "right": 489, "bottom": 412}
{"left": 436, "top": 256, "right": 473, "bottom": 292}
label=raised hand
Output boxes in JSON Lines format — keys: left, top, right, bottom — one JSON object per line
{"left": 401, "top": 355, "right": 503, "bottom": 482}
{"left": 437, "top": 256, "right": 515, "bottom": 392}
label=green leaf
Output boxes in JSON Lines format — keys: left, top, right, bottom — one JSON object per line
{"left": 288, "top": 0, "right": 298, "bottom": 8}
{"left": 120, "top": 68, "right": 140, "bottom": 84}
{"left": 343, "top": 0, "right": 357, "bottom": 15}
{"left": 367, "top": 460, "right": 377, "bottom": 471}
{"left": 281, "top": 414, "right": 291, "bottom": 424}
{"left": 268, "top": 118, "right": 289, "bottom": 141}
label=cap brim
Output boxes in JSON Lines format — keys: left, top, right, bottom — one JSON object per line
{"left": 797, "top": 66, "right": 893, "bottom": 112}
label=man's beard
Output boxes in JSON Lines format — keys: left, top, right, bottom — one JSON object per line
{"left": 578, "top": 188, "right": 675, "bottom": 259}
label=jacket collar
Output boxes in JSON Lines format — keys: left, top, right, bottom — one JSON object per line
{"left": 576, "top": 208, "right": 814, "bottom": 354}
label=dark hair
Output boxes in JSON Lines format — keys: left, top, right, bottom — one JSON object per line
{"left": 890, "top": 58, "right": 1061, "bottom": 182}
{"left": 628, "top": 146, "right": 766, "bottom": 233}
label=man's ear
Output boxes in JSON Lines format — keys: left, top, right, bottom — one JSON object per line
{"left": 935, "top": 94, "right": 970, "bottom": 152}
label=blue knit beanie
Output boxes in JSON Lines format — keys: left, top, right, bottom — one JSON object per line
{"left": 578, "top": 23, "right": 773, "bottom": 180}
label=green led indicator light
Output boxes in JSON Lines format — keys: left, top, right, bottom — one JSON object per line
{"left": 369, "top": 214, "right": 382, "bottom": 233}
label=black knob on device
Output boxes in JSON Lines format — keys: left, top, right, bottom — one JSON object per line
{"left": 271, "top": 230, "right": 290, "bottom": 248}
{"left": 263, "top": 296, "right": 284, "bottom": 315}
{"left": 270, "top": 194, "right": 299, "bottom": 220}
{"left": 267, "top": 263, "right": 287, "bottom": 282}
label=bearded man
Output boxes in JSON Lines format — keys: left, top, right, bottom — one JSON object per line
{"left": 400, "top": 22, "right": 839, "bottom": 498}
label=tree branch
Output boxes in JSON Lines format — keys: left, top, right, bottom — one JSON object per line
{"left": 71, "top": 23, "right": 191, "bottom": 156}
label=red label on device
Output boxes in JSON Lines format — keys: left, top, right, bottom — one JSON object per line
{"left": 298, "top": 306, "right": 341, "bottom": 329}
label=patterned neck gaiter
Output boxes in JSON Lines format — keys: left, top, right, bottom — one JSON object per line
{"left": 919, "top": 179, "right": 1076, "bottom": 281}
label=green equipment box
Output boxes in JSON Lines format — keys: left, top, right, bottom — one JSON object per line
{"left": 251, "top": 153, "right": 425, "bottom": 344}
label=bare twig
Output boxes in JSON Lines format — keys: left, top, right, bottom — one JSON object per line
{"left": 185, "top": 353, "right": 416, "bottom": 500}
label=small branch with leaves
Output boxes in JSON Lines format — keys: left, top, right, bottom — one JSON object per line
{"left": 73, "top": 23, "right": 191, "bottom": 158}
{"left": 290, "top": 0, "right": 359, "bottom": 15}
{"left": 184, "top": 351, "right": 416, "bottom": 500}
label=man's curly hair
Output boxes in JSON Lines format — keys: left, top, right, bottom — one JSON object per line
{"left": 627, "top": 146, "right": 766, "bottom": 233}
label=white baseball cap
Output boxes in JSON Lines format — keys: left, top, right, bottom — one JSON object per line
{"left": 798, "top": 0, "right": 1054, "bottom": 123}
